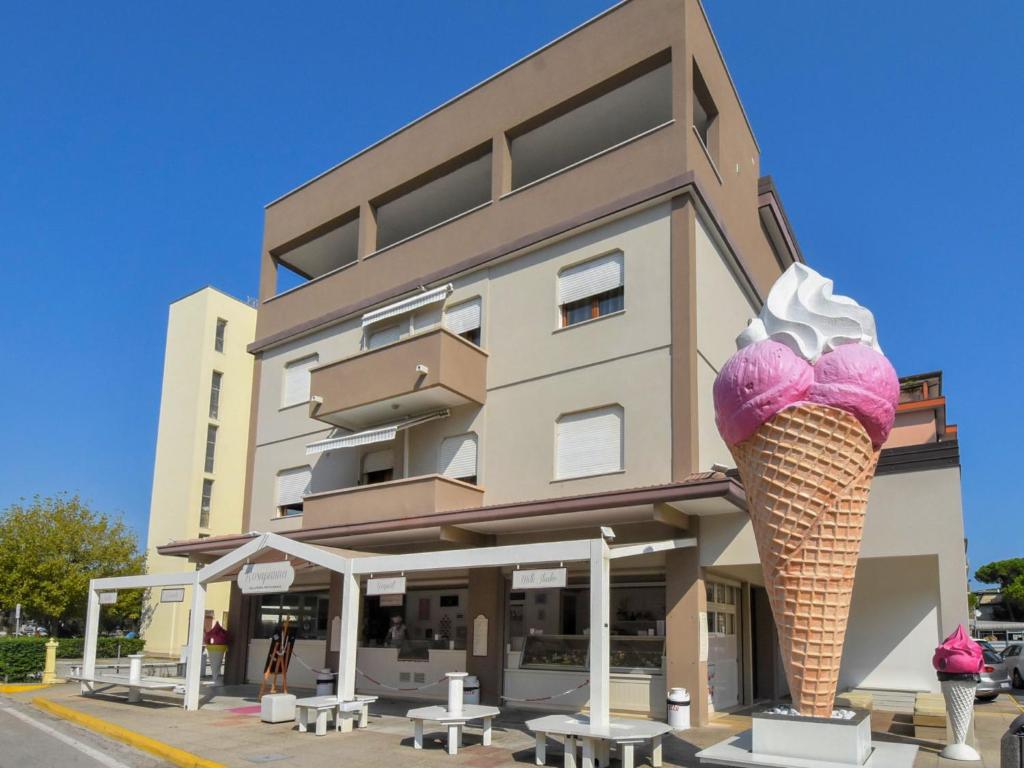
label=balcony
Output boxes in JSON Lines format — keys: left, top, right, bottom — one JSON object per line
{"left": 302, "top": 475, "right": 485, "bottom": 529}
{"left": 309, "top": 328, "right": 487, "bottom": 430}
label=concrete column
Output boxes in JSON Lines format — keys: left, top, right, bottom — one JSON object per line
{"left": 666, "top": 532, "right": 709, "bottom": 726}
{"left": 357, "top": 201, "right": 378, "bottom": 259}
{"left": 491, "top": 133, "right": 512, "bottom": 199}
{"left": 82, "top": 584, "right": 100, "bottom": 693}
{"left": 466, "top": 568, "right": 506, "bottom": 705}
{"left": 324, "top": 571, "right": 342, "bottom": 672}
{"left": 224, "top": 583, "right": 250, "bottom": 685}
{"left": 589, "top": 538, "right": 611, "bottom": 730}
{"left": 669, "top": 196, "right": 698, "bottom": 480}
{"left": 184, "top": 579, "right": 207, "bottom": 711}
{"left": 43, "top": 639, "right": 59, "bottom": 685}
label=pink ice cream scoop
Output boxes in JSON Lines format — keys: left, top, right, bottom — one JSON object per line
{"left": 713, "top": 340, "right": 813, "bottom": 446}
{"left": 807, "top": 343, "right": 899, "bottom": 447}
{"left": 932, "top": 624, "right": 983, "bottom": 674}
{"left": 204, "top": 622, "right": 230, "bottom": 646}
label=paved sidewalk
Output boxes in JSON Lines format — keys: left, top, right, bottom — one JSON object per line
{"left": 10, "top": 683, "right": 1023, "bottom": 767}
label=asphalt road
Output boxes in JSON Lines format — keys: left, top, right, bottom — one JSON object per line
{"left": 0, "top": 695, "right": 168, "bottom": 768}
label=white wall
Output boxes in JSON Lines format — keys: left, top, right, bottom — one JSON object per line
{"left": 841, "top": 555, "right": 942, "bottom": 693}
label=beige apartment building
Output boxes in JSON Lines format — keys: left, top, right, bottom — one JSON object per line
{"left": 160, "top": 0, "right": 969, "bottom": 722}
{"left": 144, "top": 287, "right": 256, "bottom": 657}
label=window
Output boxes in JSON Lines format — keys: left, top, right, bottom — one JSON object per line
{"left": 214, "top": 318, "right": 226, "bottom": 352}
{"left": 444, "top": 298, "right": 482, "bottom": 346}
{"left": 439, "top": 433, "right": 479, "bottom": 485}
{"left": 208, "top": 371, "right": 222, "bottom": 420}
{"left": 367, "top": 324, "right": 402, "bottom": 350}
{"left": 361, "top": 450, "right": 394, "bottom": 485}
{"left": 555, "top": 405, "right": 623, "bottom": 479}
{"left": 692, "top": 62, "right": 719, "bottom": 161}
{"left": 558, "top": 253, "right": 624, "bottom": 327}
{"left": 282, "top": 354, "right": 318, "bottom": 408}
{"left": 277, "top": 466, "right": 311, "bottom": 516}
{"left": 204, "top": 424, "right": 217, "bottom": 473}
{"left": 705, "top": 580, "right": 738, "bottom": 636}
{"left": 199, "top": 478, "right": 213, "bottom": 529}
{"left": 253, "top": 591, "right": 330, "bottom": 639}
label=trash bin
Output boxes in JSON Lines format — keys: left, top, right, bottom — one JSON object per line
{"left": 667, "top": 687, "right": 691, "bottom": 730}
{"left": 464, "top": 675, "right": 480, "bottom": 705}
{"left": 1002, "top": 713, "right": 1024, "bottom": 768}
{"left": 315, "top": 669, "right": 334, "bottom": 696}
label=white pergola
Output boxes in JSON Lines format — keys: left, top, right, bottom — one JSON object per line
{"left": 84, "top": 531, "right": 695, "bottom": 728}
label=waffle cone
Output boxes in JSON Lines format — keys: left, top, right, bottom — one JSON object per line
{"left": 730, "top": 403, "right": 880, "bottom": 717}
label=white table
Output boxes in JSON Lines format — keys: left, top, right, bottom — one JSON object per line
{"left": 406, "top": 704, "right": 501, "bottom": 755}
{"left": 294, "top": 695, "right": 378, "bottom": 736}
{"left": 526, "top": 714, "right": 672, "bottom": 768}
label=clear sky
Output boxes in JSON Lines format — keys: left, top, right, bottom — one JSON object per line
{"left": 1, "top": 2, "right": 1020, "bottom": 585}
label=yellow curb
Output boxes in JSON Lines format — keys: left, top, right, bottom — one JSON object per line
{"left": 32, "top": 697, "right": 225, "bottom": 768}
{"left": 0, "top": 683, "right": 53, "bottom": 694}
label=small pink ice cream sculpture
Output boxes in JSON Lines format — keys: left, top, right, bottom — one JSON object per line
{"left": 203, "top": 622, "right": 230, "bottom": 649}
{"left": 932, "top": 624, "right": 984, "bottom": 675}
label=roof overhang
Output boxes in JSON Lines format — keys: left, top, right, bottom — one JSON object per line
{"left": 158, "top": 473, "right": 745, "bottom": 560}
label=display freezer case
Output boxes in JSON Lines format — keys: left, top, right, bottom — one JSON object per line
{"left": 520, "top": 634, "right": 664, "bottom": 673}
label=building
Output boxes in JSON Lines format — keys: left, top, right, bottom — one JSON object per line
{"left": 143, "top": 287, "right": 256, "bottom": 657}
{"left": 158, "top": 0, "right": 969, "bottom": 721}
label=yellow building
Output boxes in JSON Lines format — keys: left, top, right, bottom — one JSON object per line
{"left": 143, "top": 287, "right": 255, "bottom": 657}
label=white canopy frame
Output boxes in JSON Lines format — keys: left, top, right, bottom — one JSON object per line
{"left": 84, "top": 532, "right": 695, "bottom": 725}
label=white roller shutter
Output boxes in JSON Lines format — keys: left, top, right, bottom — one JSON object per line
{"left": 444, "top": 298, "right": 481, "bottom": 336}
{"left": 277, "top": 466, "right": 311, "bottom": 506}
{"left": 282, "top": 355, "right": 318, "bottom": 407}
{"left": 558, "top": 253, "right": 624, "bottom": 305}
{"left": 556, "top": 405, "right": 623, "bottom": 479}
{"left": 367, "top": 324, "right": 402, "bottom": 349}
{"left": 363, "top": 450, "right": 394, "bottom": 474}
{"left": 439, "top": 433, "right": 478, "bottom": 480}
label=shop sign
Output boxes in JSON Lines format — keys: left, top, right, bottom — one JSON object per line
{"left": 98, "top": 591, "right": 118, "bottom": 605}
{"left": 160, "top": 588, "right": 185, "bottom": 603}
{"left": 238, "top": 562, "right": 295, "bottom": 594}
{"left": 367, "top": 576, "right": 406, "bottom": 596}
{"left": 512, "top": 568, "right": 567, "bottom": 590}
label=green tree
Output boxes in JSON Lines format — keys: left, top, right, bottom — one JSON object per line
{"left": 974, "top": 558, "right": 1024, "bottom": 620}
{"left": 0, "top": 494, "right": 146, "bottom": 633}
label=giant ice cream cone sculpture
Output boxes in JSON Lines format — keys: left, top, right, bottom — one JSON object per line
{"left": 714, "top": 264, "right": 899, "bottom": 717}
{"left": 933, "top": 625, "right": 983, "bottom": 760}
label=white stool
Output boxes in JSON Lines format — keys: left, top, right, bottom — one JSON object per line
{"left": 261, "top": 693, "right": 297, "bottom": 723}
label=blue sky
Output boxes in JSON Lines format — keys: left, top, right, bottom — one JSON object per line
{"left": 1, "top": 2, "right": 1020, "bottom": 585}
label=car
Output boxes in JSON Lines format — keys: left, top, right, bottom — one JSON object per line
{"left": 974, "top": 639, "right": 998, "bottom": 654}
{"left": 1002, "top": 643, "right": 1024, "bottom": 688}
{"left": 977, "top": 650, "right": 1012, "bottom": 700}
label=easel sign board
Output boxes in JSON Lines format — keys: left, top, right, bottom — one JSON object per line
{"left": 512, "top": 568, "right": 567, "bottom": 590}
{"left": 367, "top": 576, "right": 406, "bottom": 596}
{"left": 98, "top": 591, "right": 118, "bottom": 605}
{"left": 161, "top": 588, "right": 185, "bottom": 603}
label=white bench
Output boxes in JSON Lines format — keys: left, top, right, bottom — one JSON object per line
{"left": 294, "top": 695, "right": 378, "bottom": 736}
{"left": 69, "top": 673, "right": 181, "bottom": 703}
{"left": 527, "top": 714, "right": 671, "bottom": 768}
{"left": 406, "top": 704, "right": 500, "bottom": 755}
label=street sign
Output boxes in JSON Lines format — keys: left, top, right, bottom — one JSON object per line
{"left": 237, "top": 562, "right": 295, "bottom": 594}
{"left": 14, "top": 604, "right": 20, "bottom": 620}
{"left": 161, "top": 588, "right": 186, "bottom": 603}
{"left": 99, "top": 592, "right": 118, "bottom": 605}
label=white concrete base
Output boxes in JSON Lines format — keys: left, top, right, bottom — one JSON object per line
{"left": 938, "top": 743, "right": 981, "bottom": 761}
{"left": 697, "top": 730, "right": 918, "bottom": 768}
{"left": 751, "top": 711, "right": 871, "bottom": 765}
{"left": 260, "top": 693, "right": 297, "bottom": 723}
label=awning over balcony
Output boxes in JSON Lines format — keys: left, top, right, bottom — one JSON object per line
{"left": 361, "top": 283, "right": 453, "bottom": 327}
{"left": 305, "top": 409, "right": 450, "bottom": 455}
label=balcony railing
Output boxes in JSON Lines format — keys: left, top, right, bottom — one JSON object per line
{"left": 301, "top": 475, "right": 484, "bottom": 529}
{"left": 309, "top": 328, "right": 487, "bottom": 430}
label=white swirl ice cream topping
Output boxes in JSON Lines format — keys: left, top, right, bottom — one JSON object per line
{"left": 736, "top": 263, "right": 882, "bottom": 362}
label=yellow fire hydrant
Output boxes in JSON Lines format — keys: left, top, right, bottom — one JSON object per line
{"left": 42, "top": 639, "right": 59, "bottom": 685}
